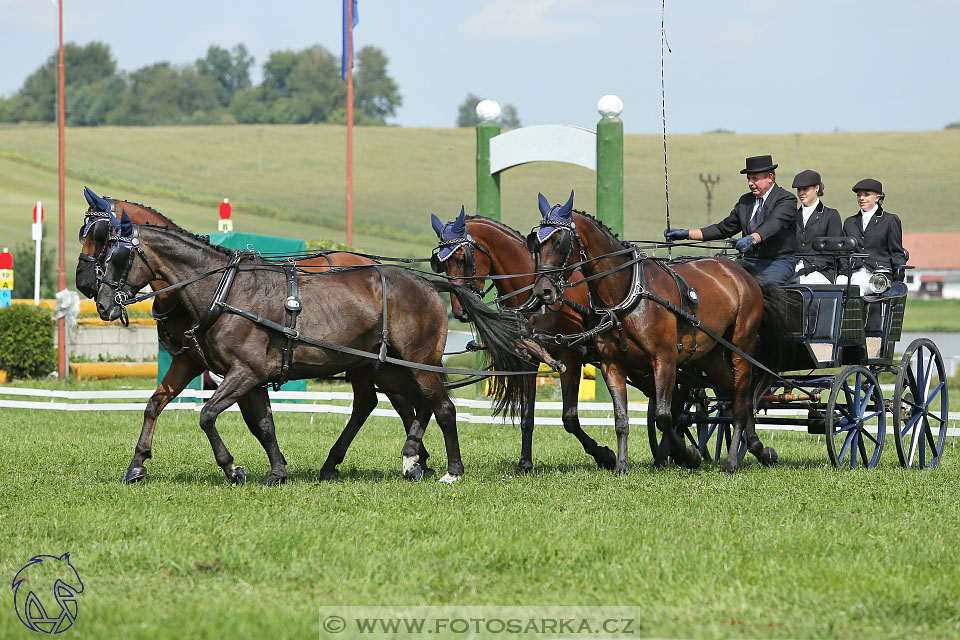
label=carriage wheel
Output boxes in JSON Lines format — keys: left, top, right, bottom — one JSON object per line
{"left": 646, "top": 397, "right": 746, "bottom": 463}
{"left": 646, "top": 397, "right": 701, "bottom": 463}
{"left": 825, "top": 365, "right": 885, "bottom": 469}
{"left": 893, "top": 338, "right": 949, "bottom": 469}
{"left": 697, "top": 402, "right": 747, "bottom": 464}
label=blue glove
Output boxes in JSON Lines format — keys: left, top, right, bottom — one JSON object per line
{"left": 664, "top": 228, "right": 689, "bottom": 241}
{"left": 735, "top": 236, "right": 757, "bottom": 254}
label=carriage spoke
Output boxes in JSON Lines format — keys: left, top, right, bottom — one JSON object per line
{"left": 838, "top": 427, "right": 856, "bottom": 463}
{"left": 901, "top": 412, "right": 923, "bottom": 438}
{"left": 923, "top": 381, "right": 945, "bottom": 409}
{"left": 857, "top": 434, "right": 869, "bottom": 468}
{"left": 862, "top": 429, "right": 880, "bottom": 446}
{"left": 924, "top": 418, "right": 939, "bottom": 455}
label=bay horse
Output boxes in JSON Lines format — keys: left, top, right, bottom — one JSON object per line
{"left": 529, "top": 192, "right": 786, "bottom": 474}
{"left": 430, "top": 207, "right": 615, "bottom": 473}
{"left": 93, "top": 218, "right": 536, "bottom": 483}
{"left": 77, "top": 188, "right": 432, "bottom": 485}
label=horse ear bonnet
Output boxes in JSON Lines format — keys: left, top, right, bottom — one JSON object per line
{"left": 430, "top": 213, "right": 445, "bottom": 238}
{"left": 119, "top": 210, "right": 134, "bottom": 237}
{"left": 537, "top": 190, "right": 575, "bottom": 243}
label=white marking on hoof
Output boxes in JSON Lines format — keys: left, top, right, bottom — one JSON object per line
{"left": 438, "top": 473, "right": 462, "bottom": 484}
{"left": 402, "top": 455, "right": 420, "bottom": 475}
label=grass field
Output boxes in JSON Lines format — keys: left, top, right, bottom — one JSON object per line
{"left": 1, "top": 123, "right": 959, "bottom": 275}
{"left": 2, "top": 378, "right": 959, "bottom": 639}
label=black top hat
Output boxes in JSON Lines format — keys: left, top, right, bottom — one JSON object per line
{"left": 792, "top": 169, "right": 822, "bottom": 188}
{"left": 852, "top": 178, "right": 882, "bottom": 193}
{"left": 740, "top": 155, "right": 778, "bottom": 174}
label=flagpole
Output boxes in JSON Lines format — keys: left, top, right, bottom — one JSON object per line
{"left": 57, "top": 0, "right": 67, "bottom": 379}
{"left": 345, "top": 0, "right": 354, "bottom": 247}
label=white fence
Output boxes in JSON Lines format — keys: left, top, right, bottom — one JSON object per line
{"left": 2, "top": 386, "right": 959, "bottom": 437}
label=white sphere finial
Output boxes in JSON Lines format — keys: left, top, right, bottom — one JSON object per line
{"left": 597, "top": 94, "right": 623, "bottom": 118}
{"left": 476, "top": 99, "right": 501, "bottom": 123}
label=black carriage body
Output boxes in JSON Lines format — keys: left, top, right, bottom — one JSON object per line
{"left": 782, "top": 283, "right": 906, "bottom": 368}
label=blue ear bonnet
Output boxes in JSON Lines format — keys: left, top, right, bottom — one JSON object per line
{"left": 431, "top": 205, "right": 469, "bottom": 262}
{"left": 105, "top": 210, "right": 135, "bottom": 262}
{"left": 536, "top": 190, "right": 574, "bottom": 243}
{"left": 83, "top": 186, "right": 113, "bottom": 213}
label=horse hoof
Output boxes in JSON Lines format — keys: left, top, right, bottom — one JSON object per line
{"left": 404, "top": 464, "right": 424, "bottom": 482}
{"left": 516, "top": 459, "right": 533, "bottom": 474}
{"left": 438, "top": 473, "right": 462, "bottom": 484}
{"left": 317, "top": 469, "right": 341, "bottom": 482}
{"left": 685, "top": 446, "right": 703, "bottom": 470}
{"left": 230, "top": 466, "right": 246, "bottom": 486}
{"left": 761, "top": 447, "right": 779, "bottom": 467}
{"left": 422, "top": 466, "right": 436, "bottom": 478}
{"left": 720, "top": 460, "right": 738, "bottom": 475}
{"left": 262, "top": 474, "right": 287, "bottom": 487}
{"left": 613, "top": 464, "right": 629, "bottom": 476}
{"left": 595, "top": 447, "right": 617, "bottom": 471}
{"left": 124, "top": 467, "right": 147, "bottom": 484}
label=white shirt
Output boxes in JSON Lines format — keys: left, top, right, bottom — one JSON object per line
{"left": 801, "top": 200, "right": 819, "bottom": 228}
{"left": 860, "top": 204, "right": 878, "bottom": 231}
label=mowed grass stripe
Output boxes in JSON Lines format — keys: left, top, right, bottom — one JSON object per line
{"left": 1, "top": 406, "right": 958, "bottom": 639}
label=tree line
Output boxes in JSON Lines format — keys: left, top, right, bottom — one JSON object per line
{"left": 0, "top": 42, "right": 402, "bottom": 126}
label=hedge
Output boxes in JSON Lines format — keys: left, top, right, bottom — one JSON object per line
{"left": 0, "top": 304, "right": 57, "bottom": 378}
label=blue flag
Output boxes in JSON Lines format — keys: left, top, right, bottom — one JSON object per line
{"left": 341, "top": 0, "right": 359, "bottom": 80}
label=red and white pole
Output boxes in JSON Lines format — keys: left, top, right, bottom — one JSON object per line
{"left": 32, "top": 201, "right": 44, "bottom": 305}
{"left": 345, "top": 0, "right": 354, "bottom": 247}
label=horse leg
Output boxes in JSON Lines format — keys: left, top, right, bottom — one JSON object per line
{"left": 197, "top": 370, "right": 260, "bottom": 485}
{"left": 559, "top": 359, "right": 616, "bottom": 470}
{"left": 236, "top": 387, "right": 288, "bottom": 486}
{"left": 653, "top": 359, "right": 702, "bottom": 470}
{"left": 600, "top": 362, "right": 632, "bottom": 475}
{"left": 431, "top": 388, "right": 463, "bottom": 483}
{"left": 386, "top": 392, "right": 433, "bottom": 476}
{"left": 516, "top": 382, "right": 536, "bottom": 474}
{"left": 125, "top": 355, "right": 203, "bottom": 483}
{"left": 317, "top": 370, "right": 380, "bottom": 481}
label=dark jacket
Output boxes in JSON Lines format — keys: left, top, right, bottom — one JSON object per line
{"left": 840, "top": 206, "right": 907, "bottom": 278}
{"left": 701, "top": 184, "right": 798, "bottom": 259}
{"left": 795, "top": 201, "right": 842, "bottom": 280}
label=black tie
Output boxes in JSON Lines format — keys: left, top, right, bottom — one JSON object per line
{"left": 749, "top": 197, "right": 763, "bottom": 234}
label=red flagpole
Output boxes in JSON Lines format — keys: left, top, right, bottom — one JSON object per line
{"left": 345, "top": 0, "right": 354, "bottom": 246}
{"left": 57, "top": 0, "right": 67, "bottom": 379}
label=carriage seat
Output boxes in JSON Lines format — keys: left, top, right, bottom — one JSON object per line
{"left": 812, "top": 236, "right": 857, "bottom": 253}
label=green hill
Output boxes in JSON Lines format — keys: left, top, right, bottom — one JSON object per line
{"left": 1, "top": 123, "right": 958, "bottom": 279}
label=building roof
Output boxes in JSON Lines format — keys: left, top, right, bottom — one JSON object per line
{"left": 903, "top": 233, "right": 960, "bottom": 270}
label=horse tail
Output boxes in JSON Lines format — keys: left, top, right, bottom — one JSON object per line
{"left": 431, "top": 281, "right": 538, "bottom": 418}
{"left": 745, "top": 269, "right": 798, "bottom": 408}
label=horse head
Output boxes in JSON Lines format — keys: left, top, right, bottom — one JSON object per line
{"left": 94, "top": 212, "right": 153, "bottom": 323}
{"left": 430, "top": 205, "right": 487, "bottom": 321}
{"left": 76, "top": 187, "right": 118, "bottom": 298}
{"left": 529, "top": 190, "right": 578, "bottom": 305}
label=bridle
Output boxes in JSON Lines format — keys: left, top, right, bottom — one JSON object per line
{"left": 431, "top": 236, "right": 493, "bottom": 298}
{"left": 77, "top": 210, "right": 115, "bottom": 297}
{"left": 527, "top": 218, "right": 587, "bottom": 301}
{"left": 98, "top": 222, "right": 162, "bottom": 326}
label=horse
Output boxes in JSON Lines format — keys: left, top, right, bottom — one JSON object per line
{"left": 76, "top": 188, "right": 428, "bottom": 485}
{"left": 93, "top": 218, "right": 538, "bottom": 483}
{"left": 529, "top": 191, "right": 786, "bottom": 474}
{"left": 429, "top": 207, "right": 616, "bottom": 473}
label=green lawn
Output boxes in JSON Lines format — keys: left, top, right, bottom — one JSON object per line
{"left": 1, "top": 379, "right": 959, "bottom": 639}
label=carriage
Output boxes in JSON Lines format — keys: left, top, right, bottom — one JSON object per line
{"left": 647, "top": 237, "right": 949, "bottom": 470}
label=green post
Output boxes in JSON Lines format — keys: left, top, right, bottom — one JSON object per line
{"left": 476, "top": 120, "right": 501, "bottom": 220}
{"left": 596, "top": 112, "right": 623, "bottom": 238}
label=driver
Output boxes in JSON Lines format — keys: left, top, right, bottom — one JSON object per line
{"left": 664, "top": 155, "right": 798, "bottom": 283}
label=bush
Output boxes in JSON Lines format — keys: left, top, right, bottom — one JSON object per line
{"left": 0, "top": 304, "right": 56, "bottom": 378}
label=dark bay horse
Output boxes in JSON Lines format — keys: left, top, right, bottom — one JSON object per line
{"left": 76, "top": 188, "right": 427, "bottom": 485}
{"left": 530, "top": 192, "right": 785, "bottom": 474}
{"left": 94, "top": 221, "right": 536, "bottom": 483}
{"left": 430, "top": 207, "right": 615, "bottom": 472}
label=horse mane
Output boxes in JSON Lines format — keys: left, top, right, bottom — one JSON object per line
{"left": 464, "top": 215, "right": 526, "bottom": 243}
{"left": 573, "top": 209, "right": 630, "bottom": 248}
{"left": 140, "top": 223, "right": 236, "bottom": 258}
{"left": 110, "top": 198, "right": 184, "bottom": 230}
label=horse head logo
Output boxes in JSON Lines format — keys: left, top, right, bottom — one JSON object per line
{"left": 12, "top": 553, "right": 84, "bottom": 634}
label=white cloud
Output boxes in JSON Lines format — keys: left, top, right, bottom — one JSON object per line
{"left": 460, "top": 0, "right": 604, "bottom": 42}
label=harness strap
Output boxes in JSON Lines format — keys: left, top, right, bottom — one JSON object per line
{"left": 651, "top": 259, "right": 699, "bottom": 354}
{"left": 276, "top": 261, "right": 303, "bottom": 390}
{"left": 183, "top": 252, "right": 246, "bottom": 372}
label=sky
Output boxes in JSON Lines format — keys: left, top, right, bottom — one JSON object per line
{"left": 1, "top": 0, "right": 958, "bottom": 134}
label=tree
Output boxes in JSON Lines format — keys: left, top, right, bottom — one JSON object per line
{"left": 196, "top": 44, "right": 254, "bottom": 107}
{"left": 2, "top": 42, "right": 117, "bottom": 123}
{"left": 106, "top": 62, "right": 219, "bottom": 125}
{"left": 456, "top": 93, "right": 521, "bottom": 128}
{"left": 354, "top": 46, "right": 402, "bottom": 123}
